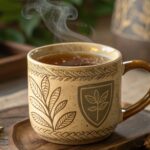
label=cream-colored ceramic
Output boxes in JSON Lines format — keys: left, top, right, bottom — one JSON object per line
{"left": 27, "top": 42, "right": 150, "bottom": 145}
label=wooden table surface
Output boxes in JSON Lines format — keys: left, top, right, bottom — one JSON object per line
{"left": 1, "top": 106, "right": 150, "bottom": 150}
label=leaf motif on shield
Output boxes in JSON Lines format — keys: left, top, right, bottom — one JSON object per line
{"left": 78, "top": 81, "right": 114, "bottom": 127}
{"left": 85, "top": 89, "right": 109, "bottom": 121}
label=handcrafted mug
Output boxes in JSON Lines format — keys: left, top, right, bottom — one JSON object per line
{"left": 28, "top": 42, "right": 150, "bottom": 145}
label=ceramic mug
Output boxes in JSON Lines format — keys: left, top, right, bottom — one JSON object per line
{"left": 27, "top": 42, "right": 150, "bottom": 145}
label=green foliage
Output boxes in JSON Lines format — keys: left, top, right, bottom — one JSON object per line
{"left": 79, "top": 0, "right": 114, "bottom": 26}
{"left": 0, "top": 29, "right": 25, "bottom": 43}
{"left": 26, "top": 25, "right": 54, "bottom": 46}
{"left": 20, "top": 16, "right": 41, "bottom": 38}
{"left": 0, "top": 0, "right": 21, "bottom": 23}
{"left": 0, "top": 0, "right": 115, "bottom": 46}
{"left": 65, "top": 0, "right": 83, "bottom": 6}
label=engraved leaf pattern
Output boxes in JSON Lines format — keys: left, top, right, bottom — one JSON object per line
{"left": 94, "top": 90, "right": 100, "bottom": 103}
{"left": 29, "top": 77, "right": 43, "bottom": 101}
{"left": 41, "top": 76, "right": 50, "bottom": 101}
{"left": 29, "top": 75, "right": 76, "bottom": 131}
{"left": 30, "top": 96, "right": 46, "bottom": 114}
{"left": 85, "top": 95, "right": 96, "bottom": 104}
{"left": 53, "top": 100, "right": 67, "bottom": 118}
{"left": 55, "top": 112, "right": 76, "bottom": 130}
{"left": 85, "top": 89, "right": 109, "bottom": 121}
{"left": 49, "top": 87, "right": 61, "bottom": 112}
{"left": 100, "top": 91, "right": 109, "bottom": 103}
{"left": 33, "top": 125, "right": 53, "bottom": 136}
{"left": 99, "top": 102, "right": 108, "bottom": 110}
{"left": 31, "top": 112, "right": 51, "bottom": 128}
{"left": 88, "top": 106, "right": 97, "bottom": 112}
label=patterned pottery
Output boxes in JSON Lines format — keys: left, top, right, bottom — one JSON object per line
{"left": 28, "top": 42, "right": 150, "bottom": 145}
{"left": 111, "top": 0, "right": 150, "bottom": 61}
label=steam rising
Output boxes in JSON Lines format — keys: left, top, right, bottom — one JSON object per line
{"left": 23, "top": 0, "right": 91, "bottom": 42}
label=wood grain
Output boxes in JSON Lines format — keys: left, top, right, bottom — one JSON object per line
{"left": 0, "top": 106, "right": 28, "bottom": 150}
{"left": 8, "top": 106, "right": 150, "bottom": 150}
{"left": 0, "top": 41, "right": 33, "bottom": 82}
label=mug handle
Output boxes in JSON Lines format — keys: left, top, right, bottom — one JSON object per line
{"left": 122, "top": 60, "right": 150, "bottom": 120}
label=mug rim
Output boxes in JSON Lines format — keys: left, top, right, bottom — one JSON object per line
{"left": 27, "top": 42, "right": 122, "bottom": 69}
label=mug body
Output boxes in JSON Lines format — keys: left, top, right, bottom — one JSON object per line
{"left": 28, "top": 42, "right": 122, "bottom": 145}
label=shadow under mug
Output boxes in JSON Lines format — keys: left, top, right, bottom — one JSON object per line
{"left": 27, "top": 42, "right": 150, "bottom": 145}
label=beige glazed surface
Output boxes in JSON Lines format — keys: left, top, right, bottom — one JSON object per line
{"left": 28, "top": 42, "right": 123, "bottom": 145}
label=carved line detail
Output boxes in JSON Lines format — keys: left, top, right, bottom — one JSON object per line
{"left": 78, "top": 81, "right": 114, "bottom": 127}
{"left": 28, "top": 62, "right": 118, "bottom": 81}
{"left": 29, "top": 76, "right": 76, "bottom": 131}
{"left": 33, "top": 124, "right": 116, "bottom": 143}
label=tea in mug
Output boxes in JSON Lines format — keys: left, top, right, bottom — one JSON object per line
{"left": 38, "top": 53, "right": 109, "bottom": 66}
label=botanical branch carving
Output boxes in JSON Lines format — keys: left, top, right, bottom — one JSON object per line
{"left": 29, "top": 76, "right": 76, "bottom": 131}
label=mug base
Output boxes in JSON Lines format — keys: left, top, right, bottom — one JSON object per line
{"left": 38, "top": 132, "right": 113, "bottom": 145}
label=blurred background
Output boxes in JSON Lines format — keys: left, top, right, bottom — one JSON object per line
{"left": 0, "top": 0, "right": 118, "bottom": 82}
{"left": 0, "top": 0, "right": 115, "bottom": 46}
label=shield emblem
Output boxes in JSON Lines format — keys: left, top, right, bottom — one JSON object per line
{"left": 78, "top": 81, "right": 114, "bottom": 127}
